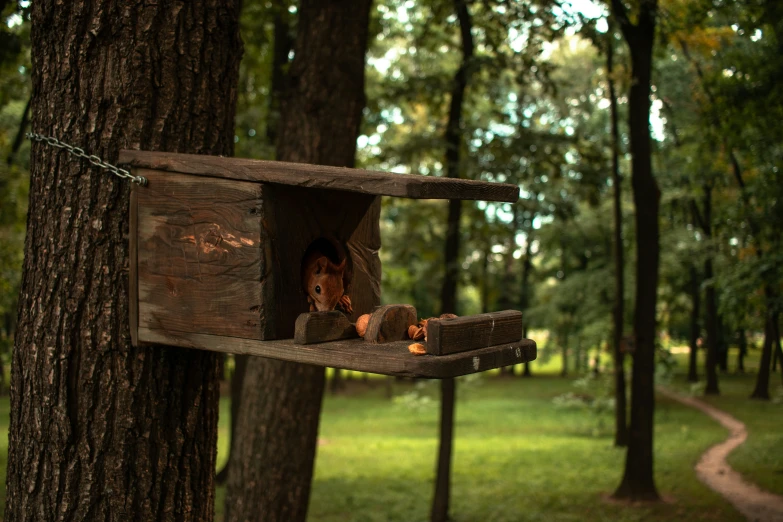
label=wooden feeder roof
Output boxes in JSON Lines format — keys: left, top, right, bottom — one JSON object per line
{"left": 119, "top": 150, "right": 519, "bottom": 202}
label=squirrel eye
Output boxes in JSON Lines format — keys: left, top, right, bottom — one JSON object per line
{"left": 315, "top": 285, "right": 321, "bottom": 294}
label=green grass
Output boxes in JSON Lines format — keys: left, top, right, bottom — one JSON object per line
{"left": 0, "top": 348, "right": 780, "bottom": 521}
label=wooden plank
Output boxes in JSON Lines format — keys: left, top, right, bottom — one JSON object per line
{"left": 364, "top": 304, "right": 417, "bottom": 343}
{"left": 294, "top": 311, "right": 357, "bottom": 345}
{"left": 137, "top": 327, "right": 537, "bottom": 378}
{"left": 426, "top": 310, "right": 523, "bottom": 355}
{"left": 121, "top": 151, "right": 519, "bottom": 202}
{"left": 129, "top": 186, "right": 139, "bottom": 347}
{"left": 135, "top": 170, "right": 269, "bottom": 340}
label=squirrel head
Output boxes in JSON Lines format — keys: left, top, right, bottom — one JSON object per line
{"left": 307, "top": 255, "right": 347, "bottom": 311}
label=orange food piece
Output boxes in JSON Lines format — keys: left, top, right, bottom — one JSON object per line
{"left": 355, "top": 313, "right": 371, "bottom": 337}
{"left": 408, "top": 343, "right": 426, "bottom": 355}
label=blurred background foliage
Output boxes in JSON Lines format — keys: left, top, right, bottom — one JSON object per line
{"left": 0, "top": 0, "right": 781, "bottom": 382}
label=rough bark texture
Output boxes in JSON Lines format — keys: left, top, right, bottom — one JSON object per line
{"left": 607, "top": 29, "right": 628, "bottom": 447}
{"left": 611, "top": 0, "right": 661, "bottom": 501}
{"left": 5, "top": 2, "right": 242, "bottom": 521}
{"left": 433, "top": 2, "right": 473, "bottom": 519}
{"left": 223, "top": 1, "right": 373, "bottom": 521}
{"left": 688, "top": 267, "right": 701, "bottom": 383}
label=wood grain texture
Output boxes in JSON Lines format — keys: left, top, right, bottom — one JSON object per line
{"left": 365, "top": 304, "right": 417, "bottom": 343}
{"left": 135, "top": 169, "right": 270, "bottom": 340}
{"left": 294, "top": 311, "right": 357, "bottom": 345}
{"left": 426, "top": 310, "right": 523, "bottom": 355}
{"left": 138, "top": 328, "right": 537, "bottom": 378}
{"left": 129, "top": 186, "right": 139, "bottom": 348}
{"left": 121, "top": 151, "right": 519, "bottom": 202}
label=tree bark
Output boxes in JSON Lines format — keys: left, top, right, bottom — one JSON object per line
{"left": 688, "top": 267, "right": 701, "bottom": 382}
{"left": 611, "top": 0, "right": 661, "bottom": 502}
{"left": 223, "top": 1, "right": 373, "bottom": 521}
{"left": 5, "top": 2, "right": 242, "bottom": 521}
{"left": 703, "top": 184, "right": 720, "bottom": 395}
{"left": 607, "top": 28, "right": 628, "bottom": 446}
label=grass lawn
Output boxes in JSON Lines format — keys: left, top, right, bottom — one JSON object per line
{"left": 0, "top": 348, "right": 780, "bottom": 521}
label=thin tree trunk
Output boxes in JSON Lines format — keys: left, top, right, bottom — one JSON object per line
{"left": 431, "top": 378, "right": 455, "bottom": 522}
{"left": 737, "top": 329, "right": 746, "bottom": 374}
{"left": 688, "top": 267, "right": 701, "bottom": 382}
{"left": 521, "top": 235, "right": 533, "bottom": 378}
{"left": 611, "top": 0, "right": 661, "bottom": 501}
{"left": 703, "top": 184, "right": 720, "bottom": 395}
{"left": 439, "top": 0, "right": 474, "bottom": 317}
{"left": 433, "top": 2, "right": 473, "bottom": 519}
{"left": 751, "top": 312, "right": 776, "bottom": 399}
{"left": 216, "top": 354, "right": 247, "bottom": 485}
{"left": 5, "top": 2, "right": 242, "bottom": 521}
{"left": 223, "top": 1, "right": 373, "bottom": 521}
{"left": 6, "top": 96, "right": 31, "bottom": 166}
{"left": 561, "top": 329, "right": 569, "bottom": 377}
{"left": 608, "top": 28, "right": 628, "bottom": 446}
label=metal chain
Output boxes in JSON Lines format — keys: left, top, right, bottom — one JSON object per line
{"left": 26, "top": 132, "right": 147, "bottom": 186}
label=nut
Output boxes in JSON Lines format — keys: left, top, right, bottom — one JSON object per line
{"left": 408, "top": 343, "right": 426, "bottom": 355}
{"left": 408, "top": 324, "right": 425, "bottom": 341}
{"left": 355, "top": 314, "right": 371, "bottom": 337}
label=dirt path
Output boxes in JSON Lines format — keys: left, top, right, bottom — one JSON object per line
{"left": 658, "top": 387, "right": 783, "bottom": 522}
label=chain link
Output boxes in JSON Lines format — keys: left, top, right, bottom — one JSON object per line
{"left": 26, "top": 132, "right": 148, "bottom": 186}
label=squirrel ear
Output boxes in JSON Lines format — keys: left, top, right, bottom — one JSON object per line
{"left": 315, "top": 257, "right": 328, "bottom": 274}
{"left": 334, "top": 257, "right": 347, "bottom": 273}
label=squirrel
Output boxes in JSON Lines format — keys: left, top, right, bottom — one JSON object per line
{"left": 301, "top": 238, "right": 353, "bottom": 314}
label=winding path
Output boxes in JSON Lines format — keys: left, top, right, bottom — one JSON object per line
{"left": 657, "top": 387, "right": 783, "bottom": 522}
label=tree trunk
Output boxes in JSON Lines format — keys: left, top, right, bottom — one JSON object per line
{"left": 6, "top": 96, "right": 31, "bottom": 166}
{"left": 520, "top": 236, "right": 533, "bottom": 378}
{"left": 737, "top": 329, "right": 746, "bottom": 374}
{"left": 611, "top": 0, "right": 661, "bottom": 502}
{"left": 703, "top": 188, "right": 719, "bottom": 394}
{"left": 433, "top": 2, "right": 473, "bottom": 519}
{"left": 688, "top": 267, "right": 701, "bottom": 382}
{"left": 216, "top": 354, "right": 247, "bottom": 485}
{"left": 560, "top": 329, "right": 569, "bottom": 377}
{"left": 608, "top": 28, "right": 628, "bottom": 446}
{"left": 221, "top": 1, "right": 291, "bottom": 483}
{"left": 5, "top": 2, "right": 242, "bottom": 521}
{"left": 717, "top": 314, "right": 728, "bottom": 372}
{"left": 223, "top": 1, "right": 373, "bottom": 521}
{"left": 439, "top": 0, "right": 474, "bottom": 317}
{"left": 431, "top": 378, "right": 455, "bottom": 522}
{"left": 751, "top": 312, "right": 776, "bottom": 399}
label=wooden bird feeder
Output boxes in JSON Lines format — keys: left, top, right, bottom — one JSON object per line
{"left": 121, "top": 151, "right": 536, "bottom": 378}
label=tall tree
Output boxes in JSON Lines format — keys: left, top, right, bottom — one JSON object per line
{"left": 5, "top": 1, "right": 242, "bottom": 521}
{"left": 433, "top": 0, "right": 473, "bottom": 520}
{"left": 223, "top": 1, "right": 373, "bottom": 521}
{"left": 611, "top": 0, "right": 661, "bottom": 501}
{"left": 607, "top": 24, "right": 628, "bottom": 447}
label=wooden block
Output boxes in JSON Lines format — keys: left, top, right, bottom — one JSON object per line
{"left": 426, "top": 310, "right": 523, "bottom": 355}
{"left": 364, "top": 304, "right": 417, "bottom": 344}
{"left": 294, "top": 311, "right": 357, "bottom": 345}
{"left": 137, "top": 327, "right": 537, "bottom": 379}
